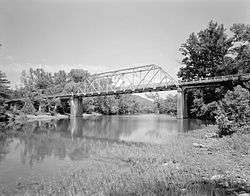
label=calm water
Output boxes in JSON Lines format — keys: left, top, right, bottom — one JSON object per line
{"left": 0, "top": 114, "right": 224, "bottom": 195}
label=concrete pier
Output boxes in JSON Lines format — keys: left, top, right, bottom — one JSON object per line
{"left": 70, "top": 97, "right": 83, "bottom": 117}
{"left": 177, "top": 88, "right": 188, "bottom": 119}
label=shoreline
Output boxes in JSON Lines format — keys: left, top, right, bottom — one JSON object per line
{"left": 9, "top": 113, "right": 103, "bottom": 123}
{"left": 7, "top": 112, "right": 176, "bottom": 124}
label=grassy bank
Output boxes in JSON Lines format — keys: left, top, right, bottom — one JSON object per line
{"left": 1, "top": 125, "right": 250, "bottom": 195}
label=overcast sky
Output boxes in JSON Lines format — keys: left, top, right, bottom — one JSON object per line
{"left": 0, "top": 0, "right": 249, "bottom": 87}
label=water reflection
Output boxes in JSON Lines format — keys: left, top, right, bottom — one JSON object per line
{"left": 177, "top": 118, "right": 211, "bottom": 132}
{"left": 0, "top": 115, "right": 212, "bottom": 166}
{"left": 0, "top": 137, "right": 12, "bottom": 163}
{"left": 0, "top": 115, "right": 212, "bottom": 190}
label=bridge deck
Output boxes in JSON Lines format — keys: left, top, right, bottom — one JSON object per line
{"left": 179, "top": 73, "right": 250, "bottom": 87}
{"left": 47, "top": 85, "right": 178, "bottom": 99}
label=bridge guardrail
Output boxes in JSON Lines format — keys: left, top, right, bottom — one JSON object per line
{"left": 178, "top": 73, "right": 250, "bottom": 85}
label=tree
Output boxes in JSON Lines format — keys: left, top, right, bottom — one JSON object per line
{"left": 68, "top": 69, "right": 90, "bottom": 83}
{"left": 82, "top": 98, "right": 95, "bottom": 113}
{"left": 178, "top": 20, "right": 233, "bottom": 80}
{"left": 20, "top": 99, "right": 36, "bottom": 114}
{"left": 95, "top": 96, "right": 119, "bottom": 115}
{"left": 146, "top": 93, "right": 161, "bottom": 113}
{"left": 146, "top": 93, "right": 177, "bottom": 115}
{"left": 159, "top": 95, "right": 177, "bottom": 115}
{"left": 21, "top": 68, "right": 53, "bottom": 90}
{"left": 0, "top": 71, "right": 11, "bottom": 115}
{"left": 228, "top": 24, "right": 250, "bottom": 74}
{"left": 47, "top": 70, "right": 68, "bottom": 94}
{"left": 0, "top": 71, "right": 10, "bottom": 99}
{"left": 53, "top": 70, "right": 67, "bottom": 85}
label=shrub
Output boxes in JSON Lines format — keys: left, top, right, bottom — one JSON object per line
{"left": 215, "top": 106, "right": 233, "bottom": 136}
{"left": 215, "top": 85, "right": 250, "bottom": 136}
{"left": 20, "top": 99, "right": 36, "bottom": 114}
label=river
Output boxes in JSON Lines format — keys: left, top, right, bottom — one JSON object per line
{"left": 0, "top": 114, "right": 231, "bottom": 195}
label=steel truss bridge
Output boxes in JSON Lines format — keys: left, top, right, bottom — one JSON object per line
{"left": 49, "top": 64, "right": 177, "bottom": 98}
{"left": 48, "top": 64, "right": 250, "bottom": 99}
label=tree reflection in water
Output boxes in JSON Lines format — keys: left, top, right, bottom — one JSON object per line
{"left": 0, "top": 116, "right": 211, "bottom": 167}
{"left": 17, "top": 120, "right": 89, "bottom": 166}
{"left": 69, "top": 116, "right": 137, "bottom": 139}
{"left": 0, "top": 137, "right": 12, "bottom": 164}
{"left": 1, "top": 116, "right": 139, "bottom": 167}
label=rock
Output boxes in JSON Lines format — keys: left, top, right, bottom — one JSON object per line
{"left": 205, "top": 132, "right": 218, "bottom": 138}
{"left": 211, "top": 174, "right": 224, "bottom": 181}
{"left": 192, "top": 142, "right": 205, "bottom": 148}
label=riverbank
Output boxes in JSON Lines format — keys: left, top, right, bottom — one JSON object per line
{"left": 4, "top": 112, "right": 103, "bottom": 123}
{"left": 1, "top": 124, "right": 249, "bottom": 195}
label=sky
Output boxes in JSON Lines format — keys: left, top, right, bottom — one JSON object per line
{"left": 0, "top": 0, "right": 249, "bottom": 88}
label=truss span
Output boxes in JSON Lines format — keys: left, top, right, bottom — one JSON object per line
{"left": 60, "top": 64, "right": 177, "bottom": 98}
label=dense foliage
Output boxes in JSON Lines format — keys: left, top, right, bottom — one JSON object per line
{"left": 0, "top": 71, "right": 10, "bottom": 98}
{"left": 216, "top": 85, "right": 250, "bottom": 136}
{"left": 0, "top": 71, "right": 11, "bottom": 116}
{"left": 179, "top": 21, "right": 250, "bottom": 120}
{"left": 146, "top": 93, "right": 177, "bottom": 115}
{"left": 178, "top": 21, "right": 232, "bottom": 80}
{"left": 20, "top": 99, "right": 36, "bottom": 115}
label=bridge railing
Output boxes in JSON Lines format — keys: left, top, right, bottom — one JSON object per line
{"left": 178, "top": 73, "right": 250, "bottom": 85}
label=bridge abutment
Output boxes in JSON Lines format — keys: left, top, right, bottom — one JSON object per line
{"left": 177, "top": 88, "right": 188, "bottom": 119}
{"left": 70, "top": 97, "right": 83, "bottom": 117}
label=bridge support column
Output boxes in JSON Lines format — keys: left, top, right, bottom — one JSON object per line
{"left": 70, "top": 97, "right": 83, "bottom": 117}
{"left": 177, "top": 88, "right": 188, "bottom": 119}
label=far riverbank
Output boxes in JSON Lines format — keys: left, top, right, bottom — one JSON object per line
{"left": 3, "top": 112, "right": 104, "bottom": 123}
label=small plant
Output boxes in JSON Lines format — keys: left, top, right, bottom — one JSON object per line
{"left": 215, "top": 107, "right": 234, "bottom": 136}
{"left": 20, "top": 99, "right": 36, "bottom": 114}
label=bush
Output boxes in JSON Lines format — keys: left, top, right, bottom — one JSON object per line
{"left": 215, "top": 107, "right": 234, "bottom": 136}
{"left": 20, "top": 99, "right": 36, "bottom": 114}
{"left": 215, "top": 85, "right": 250, "bottom": 136}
